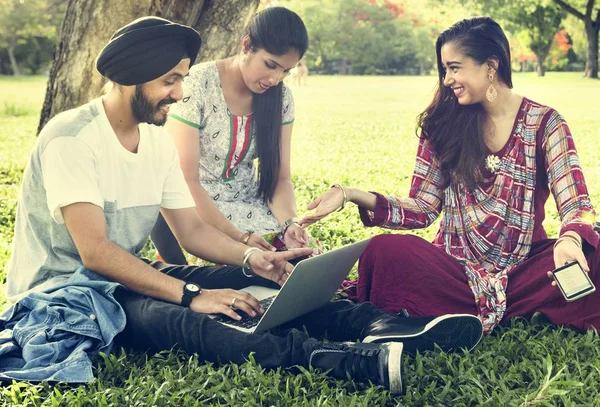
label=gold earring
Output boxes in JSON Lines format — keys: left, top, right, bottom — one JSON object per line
{"left": 486, "top": 73, "right": 497, "bottom": 102}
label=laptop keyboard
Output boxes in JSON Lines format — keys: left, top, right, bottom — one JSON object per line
{"left": 212, "top": 296, "right": 275, "bottom": 329}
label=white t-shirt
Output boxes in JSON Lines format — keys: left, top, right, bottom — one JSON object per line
{"left": 6, "top": 98, "right": 195, "bottom": 302}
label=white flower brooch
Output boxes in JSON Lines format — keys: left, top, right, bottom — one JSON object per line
{"left": 485, "top": 154, "right": 501, "bottom": 173}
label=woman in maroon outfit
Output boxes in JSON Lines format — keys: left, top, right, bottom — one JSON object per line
{"left": 301, "top": 17, "right": 599, "bottom": 334}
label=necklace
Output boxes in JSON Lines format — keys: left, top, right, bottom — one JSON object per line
{"left": 485, "top": 154, "right": 501, "bottom": 173}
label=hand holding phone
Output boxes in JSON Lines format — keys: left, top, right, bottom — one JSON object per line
{"left": 551, "top": 261, "right": 596, "bottom": 302}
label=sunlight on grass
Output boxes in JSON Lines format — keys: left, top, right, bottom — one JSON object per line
{"left": 0, "top": 73, "right": 599, "bottom": 406}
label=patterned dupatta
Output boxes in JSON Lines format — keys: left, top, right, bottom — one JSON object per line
{"left": 441, "top": 104, "right": 538, "bottom": 332}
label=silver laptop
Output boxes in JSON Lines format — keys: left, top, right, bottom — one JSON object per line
{"left": 211, "top": 238, "right": 371, "bottom": 333}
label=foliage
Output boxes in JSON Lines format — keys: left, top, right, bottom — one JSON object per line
{"left": 517, "top": 2, "right": 566, "bottom": 76}
{"left": 0, "top": 0, "right": 593, "bottom": 76}
{"left": 561, "top": 13, "right": 588, "bottom": 67}
{"left": 435, "top": 0, "right": 566, "bottom": 76}
{"left": 546, "top": 30, "right": 575, "bottom": 70}
{"left": 551, "top": 0, "right": 600, "bottom": 78}
{"left": 283, "top": 0, "right": 439, "bottom": 74}
{"left": 0, "top": 0, "right": 65, "bottom": 75}
{"left": 1, "top": 73, "right": 600, "bottom": 405}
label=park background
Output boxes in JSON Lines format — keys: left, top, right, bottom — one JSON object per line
{"left": 0, "top": 0, "right": 599, "bottom": 405}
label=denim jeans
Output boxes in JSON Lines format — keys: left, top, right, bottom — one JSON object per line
{"left": 0, "top": 268, "right": 125, "bottom": 383}
{"left": 113, "top": 261, "right": 383, "bottom": 368}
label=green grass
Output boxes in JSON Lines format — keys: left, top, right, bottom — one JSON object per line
{"left": 1, "top": 72, "right": 599, "bottom": 406}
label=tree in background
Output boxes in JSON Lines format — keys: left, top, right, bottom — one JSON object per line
{"left": 546, "top": 29, "right": 576, "bottom": 70}
{"left": 337, "top": 0, "right": 400, "bottom": 74}
{"left": 518, "top": 2, "right": 565, "bottom": 76}
{"left": 438, "top": 0, "right": 565, "bottom": 77}
{"left": 282, "top": 0, "right": 440, "bottom": 74}
{"left": 511, "top": 33, "right": 539, "bottom": 72}
{"left": 0, "top": 0, "right": 65, "bottom": 75}
{"left": 553, "top": 0, "right": 599, "bottom": 78}
{"left": 38, "top": 0, "right": 260, "bottom": 133}
{"left": 562, "top": 14, "right": 588, "bottom": 68}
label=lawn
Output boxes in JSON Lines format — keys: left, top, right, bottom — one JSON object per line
{"left": 0, "top": 73, "right": 599, "bottom": 406}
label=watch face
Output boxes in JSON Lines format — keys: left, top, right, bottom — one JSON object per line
{"left": 185, "top": 283, "right": 200, "bottom": 293}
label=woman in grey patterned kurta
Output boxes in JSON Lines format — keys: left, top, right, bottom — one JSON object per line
{"left": 151, "top": 7, "right": 311, "bottom": 264}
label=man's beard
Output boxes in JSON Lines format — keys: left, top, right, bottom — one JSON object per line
{"left": 130, "top": 85, "right": 175, "bottom": 126}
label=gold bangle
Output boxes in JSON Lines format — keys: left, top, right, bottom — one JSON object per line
{"left": 331, "top": 184, "right": 347, "bottom": 212}
{"left": 240, "top": 230, "right": 254, "bottom": 245}
{"left": 553, "top": 235, "right": 582, "bottom": 250}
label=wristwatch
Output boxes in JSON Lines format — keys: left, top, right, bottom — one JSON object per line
{"left": 181, "top": 282, "right": 201, "bottom": 307}
{"left": 281, "top": 217, "right": 299, "bottom": 234}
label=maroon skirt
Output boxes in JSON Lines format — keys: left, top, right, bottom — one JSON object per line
{"left": 343, "top": 234, "right": 600, "bottom": 333}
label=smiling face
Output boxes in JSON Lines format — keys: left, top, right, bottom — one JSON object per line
{"left": 131, "top": 58, "right": 190, "bottom": 126}
{"left": 239, "top": 36, "right": 300, "bottom": 94}
{"left": 440, "top": 42, "right": 494, "bottom": 106}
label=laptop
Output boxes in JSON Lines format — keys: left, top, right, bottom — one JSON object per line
{"left": 211, "top": 238, "right": 371, "bottom": 333}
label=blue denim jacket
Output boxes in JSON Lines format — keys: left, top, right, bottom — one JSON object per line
{"left": 0, "top": 267, "right": 125, "bottom": 383}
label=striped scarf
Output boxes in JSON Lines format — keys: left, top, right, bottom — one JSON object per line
{"left": 442, "top": 115, "right": 538, "bottom": 333}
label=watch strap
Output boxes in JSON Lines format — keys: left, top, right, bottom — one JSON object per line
{"left": 181, "top": 283, "right": 201, "bottom": 307}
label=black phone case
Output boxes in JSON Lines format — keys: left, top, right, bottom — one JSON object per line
{"left": 551, "top": 261, "right": 596, "bottom": 302}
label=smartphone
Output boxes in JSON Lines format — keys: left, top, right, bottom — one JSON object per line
{"left": 551, "top": 261, "right": 596, "bottom": 302}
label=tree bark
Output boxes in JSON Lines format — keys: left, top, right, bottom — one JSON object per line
{"left": 584, "top": 17, "right": 599, "bottom": 78}
{"left": 38, "top": 0, "right": 260, "bottom": 134}
{"left": 533, "top": 39, "right": 554, "bottom": 77}
{"left": 536, "top": 60, "right": 546, "bottom": 76}
{"left": 7, "top": 46, "right": 20, "bottom": 76}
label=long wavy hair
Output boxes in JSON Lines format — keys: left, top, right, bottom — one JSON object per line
{"left": 416, "top": 17, "right": 512, "bottom": 189}
{"left": 247, "top": 7, "right": 308, "bottom": 203}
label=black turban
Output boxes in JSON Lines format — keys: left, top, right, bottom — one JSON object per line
{"left": 96, "top": 16, "right": 202, "bottom": 86}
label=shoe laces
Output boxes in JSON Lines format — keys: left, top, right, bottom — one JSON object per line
{"left": 343, "top": 344, "right": 381, "bottom": 383}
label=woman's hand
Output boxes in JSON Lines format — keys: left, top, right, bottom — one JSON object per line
{"left": 546, "top": 236, "right": 590, "bottom": 286}
{"left": 189, "top": 288, "right": 263, "bottom": 321}
{"left": 299, "top": 187, "right": 345, "bottom": 227}
{"left": 284, "top": 223, "right": 308, "bottom": 248}
{"left": 246, "top": 233, "right": 275, "bottom": 251}
{"left": 247, "top": 247, "right": 314, "bottom": 286}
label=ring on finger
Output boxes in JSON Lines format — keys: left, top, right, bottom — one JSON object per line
{"left": 231, "top": 297, "right": 238, "bottom": 308}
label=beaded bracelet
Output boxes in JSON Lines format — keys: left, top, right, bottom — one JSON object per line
{"left": 241, "top": 247, "right": 261, "bottom": 277}
{"left": 331, "top": 184, "right": 348, "bottom": 212}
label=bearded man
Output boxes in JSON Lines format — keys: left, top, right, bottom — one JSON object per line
{"left": 1, "top": 17, "right": 481, "bottom": 393}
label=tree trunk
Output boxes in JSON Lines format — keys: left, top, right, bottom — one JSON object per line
{"left": 552, "top": 0, "right": 599, "bottom": 79}
{"left": 38, "top": 0, "right": 260, "bottom": 134}
{"left": 584, "top": 19, "right": 599, "bottom": 78}
{"left": 532, "top": 39, "right": 554, "bottom": 77}
{"left": 7, "top": 46, "right": 20, "bottom": 76}
{"left": 536, "top": 60, "right": 546, "bottom": 76}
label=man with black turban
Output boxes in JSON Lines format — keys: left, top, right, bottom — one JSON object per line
{"left": 3, "top": 16, "right": 481, "bottom": 394}
{"left": 95, "top": 16, "right": 202, "bottom": 126}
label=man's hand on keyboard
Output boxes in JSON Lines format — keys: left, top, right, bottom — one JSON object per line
{"left": 189, "top": 288, "right": 264, "bottom": 321}
{"left": 247, "top": 247, "right": 314, "bottom": 285}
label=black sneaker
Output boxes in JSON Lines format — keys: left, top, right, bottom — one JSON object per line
{"left": 309, "top": 341, "right": 404, "bottom": 395}
{"left": 361, "top": 313, "right": 483, "bottom": 355}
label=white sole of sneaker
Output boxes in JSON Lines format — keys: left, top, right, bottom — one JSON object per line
{"left": 387, "top": 342, "right": 404, "bottom": 395}
{"left": 363, "top": 314, "right": 483, "bottom": 353}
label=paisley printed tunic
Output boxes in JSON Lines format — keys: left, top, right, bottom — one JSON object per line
{"left": 169, "top": 62, "right": 295, "bottom": 234}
